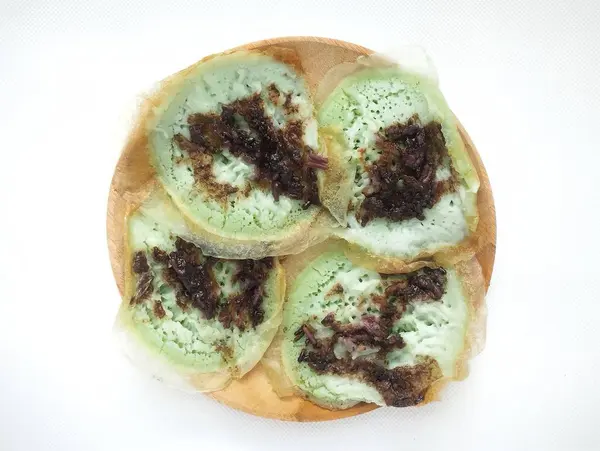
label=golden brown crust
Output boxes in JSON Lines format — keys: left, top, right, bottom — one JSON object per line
{"left": 107, "top": 36, "right": 495, "bottom": 422}
{"left": 260, "top": 46, "right": 305, "bottom": 74}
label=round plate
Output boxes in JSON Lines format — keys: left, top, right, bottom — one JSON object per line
{"left": 107, "top": 36, "right": 496, "bottom": 422}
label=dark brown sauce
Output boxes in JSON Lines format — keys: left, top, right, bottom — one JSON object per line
{"left": 174, "top": 89, "right": 326, "bottom": 206}
{"left": 296, "top": 267, "right": 447, "bottom": 406}
{"left": 357, "top": 115, "right": 453, "bottom": 226}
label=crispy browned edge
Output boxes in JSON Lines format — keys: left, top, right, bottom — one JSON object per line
{"left": 107, "top": 36, "right": 495, "bottom": 422}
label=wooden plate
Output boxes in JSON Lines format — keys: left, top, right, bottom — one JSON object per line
{"left": 107, "top": 36, "right": 496, "bottom": 422}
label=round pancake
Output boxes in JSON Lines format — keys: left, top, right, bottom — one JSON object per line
{"left": 318, "top": 62, "right": 480, "bottom": 269}
{"left": 146, "top": 50, "right": 331, "bottom": 258}
{"left": 115, "top": 191, "right": 285, "bottom": 391}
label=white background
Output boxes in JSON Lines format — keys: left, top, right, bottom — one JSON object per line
{"left": 1, "top": 0, "right": 599, "bottom": 449}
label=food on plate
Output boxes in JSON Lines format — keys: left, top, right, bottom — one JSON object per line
{"left": 110, "top": 41, "right": 493, "bottom": 420}
{"left": 115, "top": 192, "right": 285, "bottom": 391}
{"left": 272, "top": 246, "right": 484, "bottom": 409}
{"left": 318, "top": 63, "right": 480, "bottom": 268}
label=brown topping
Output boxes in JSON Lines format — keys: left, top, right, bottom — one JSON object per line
{"left": 162, "top": 266, "right": 191, "bottom": 310}
{"left": 320, "top": 312, "right": 404, "bottom": 357}
{"left": 283, "top": 94, "right": 299, "bottom": 114}
{"left": 358, "top": 116, "right": 453, "bottom": 226}
{"left": 302, "top": 324, "right": 317, "bottom": 345}
{"left": 386, "top": 267, "right": 447, "bottom": 302}
{"left": 145, "top": 238, "right": 274, "bottom": 330}
{"left": 175, "top": 298, "right": 189, "bottom": 311}
{"left": 153, "top": 301, "right": 166, "bottom": 319}
{"left": 152, "top": 247, "right": 169, "bottom": 264}
{"left": 132, "top": 252, "right": 149, "bottom": 274}
{"left": 158, "top": 237, "right": 220, "bottom": 320}
{"left": 299, "top": 347, "right": 442, "bottom": 406}
{"left": 296, "top": 267, "right": 447, "bottom": 406}
{"left": 219, "top": 258, "right": 275, "bottom": 331}
{"left": 130, "top": 252, "right": 154, "bottom": 305}
{"left": 215, "top": 342, "right": 234, "bottom": 361}
{"left": 130, "top": 272, "right": 153, "bottom": 305}
{"left": 361, "top": 358, "right": 442, "bottom": 406}
{"left": 306, "top": 153, "right": 329, "bottom": 169}
{"left": 435, "top": 177, "right": 455, "bottom": 203}
{"left": 174, "top": 134, "right": 238, "bottom": 199}
{"left": 174, "top": 92, "right": 322, "bottom": 206}
{"left": 272, "top": 180, "right": 281, "bottom": 201}
{"left": 267, "top": 83, "right": 281, "bottom": 105}
{"left": 326, "top": 283, "right": 344, "bottom": 297}
{"left": 294, "top": 326, "right": 306, "bottom": 342}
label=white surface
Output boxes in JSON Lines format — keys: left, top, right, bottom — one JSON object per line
{"left": 0, "top": 0, "right": 598, "bottom": 450}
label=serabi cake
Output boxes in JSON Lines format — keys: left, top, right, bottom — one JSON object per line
{"left": 115, "top": 192, "right": 285, "bottom": 391}
{"left": 146, "top": 50, "right": 331, "bottom": 259}
{"left": 318, "top": 64, "right": 480, "bottom": 270}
